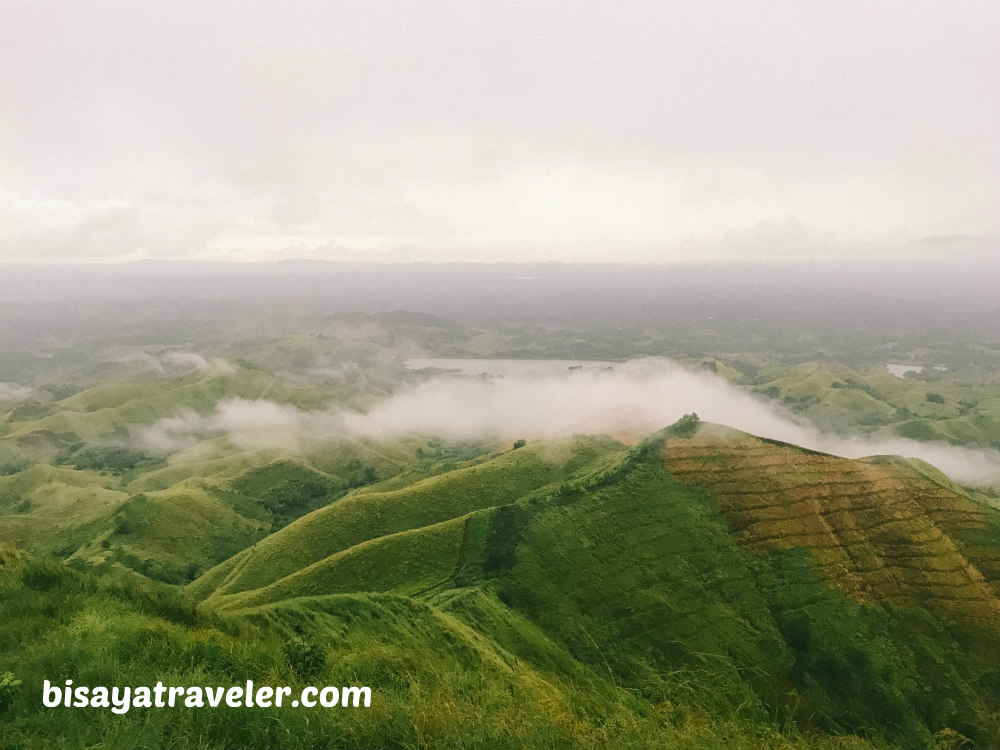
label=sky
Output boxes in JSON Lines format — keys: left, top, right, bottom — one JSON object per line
{"left": 1, "top": 1, "right": 997, "bottom": 264}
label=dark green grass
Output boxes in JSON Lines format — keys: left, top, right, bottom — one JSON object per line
{"left": 1, "top": 544, "right": 887, "bottom": 750}
{"left": 4, "top": 421, "right": 1000, "bottom": 748}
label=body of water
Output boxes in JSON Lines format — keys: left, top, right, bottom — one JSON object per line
{"left": 886, "top": 363, "right": 948, "bottom": 378}
{"left": 404, "top": 358, "right": 616, "bottom": 377}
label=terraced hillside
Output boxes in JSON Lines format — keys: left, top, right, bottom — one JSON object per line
{"left": 181, "top": 418, "right": 1000, "bottom": 748}
{"left": 663, "top": 424, "right": 1000, "bottom": 620}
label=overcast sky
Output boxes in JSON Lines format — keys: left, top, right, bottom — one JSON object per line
{"left": 1, "top": 1, "right": 997, "bottom": 264}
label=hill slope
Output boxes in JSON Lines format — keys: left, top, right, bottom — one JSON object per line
{"left": 4, "top": 418, "right": 1000, "bottom": 748}
{"left": 190, "top": 436, "right": 627, "bottom": 600}
{"left": 184, "top": 418, "right": 1000, "bottom": 748}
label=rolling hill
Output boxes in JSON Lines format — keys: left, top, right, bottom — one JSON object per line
{"left": 174, "top": 416, "right": 1000, "bottom": 748}
{"left": 4, "top": 401, "right": 1000, "bottom": 747}
{"left": 740, "top": 361, "right": 1000, "bottom": 448}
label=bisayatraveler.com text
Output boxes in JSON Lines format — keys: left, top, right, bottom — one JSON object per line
{"left": 43, "top": 679, "right": 371, "bottom": 714}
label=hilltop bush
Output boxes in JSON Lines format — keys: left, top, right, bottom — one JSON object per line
{"left": 669, "top": 412, "right": 700, "bottom": 436}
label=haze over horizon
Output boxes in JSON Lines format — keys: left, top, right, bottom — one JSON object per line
{"left": 2, "top": 1, "right": 997, "bottom": 265}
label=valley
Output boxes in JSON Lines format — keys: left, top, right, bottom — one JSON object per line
{"left": 2, "top": 270, "right": 1000, "bottom": 749}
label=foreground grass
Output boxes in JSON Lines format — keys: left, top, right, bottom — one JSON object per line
{"left": 0, "top": 544, "right": 888, "bottom": 750}
{"left": 3, "top": 422, "right": 1000, "bottom": 748}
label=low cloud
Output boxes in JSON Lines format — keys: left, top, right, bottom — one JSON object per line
{"left": 161, "top": 351, "right": 235, "bottom": 374}
{"left": 138, "top": 358, "right": 1000, "bottom": 487}
{"left": 137, "top": 399, "right": 336, "bottom": 455}
{"left": 0, "top": 382, "right": 33, "bottom": 401}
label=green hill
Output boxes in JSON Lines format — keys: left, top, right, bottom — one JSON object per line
{"left": 4, "top": 540, "right": 883, "bottom": 750}
{"left": 742, "top": 361, "right": 1000, "bottom": 447}
{"left": 183, "top": 418, "right": 1000, "bottom": 748}
{"left": 4, "top": 418, "right": 1000, "bottom": 748}
{"left": 190, "top": 436, "right": 626, "bottom": 600}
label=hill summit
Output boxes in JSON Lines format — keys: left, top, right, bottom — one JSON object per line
{"left": 177, "top": 417, "right": 1000, "bottom": 748}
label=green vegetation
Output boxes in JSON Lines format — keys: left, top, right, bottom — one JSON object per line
{"left": 3, "top": 316, "right": 1000, "bottom": 749}
{"left": 738, "top": 361, "right": 1000, "bottom": 448}
{"left": 0, "top": 541, "right": 887, "bottom": 750}
{"left": 67, "top": 446, "right": 155, "bottom": 474}
{"left": 193, "top": 436, "right": 625, "bottom": 601}
{"left": 5, "top": 417, "right": 1000, "bottom": 748}
{"left": 182, "top": 422, "right": 1000, "bottom": 747}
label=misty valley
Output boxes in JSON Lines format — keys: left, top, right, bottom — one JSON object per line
{"left": 0, "top": 263, "right": 999, "bottom": 749}
{"left": 3, "top": 0, "right": 997, "bottom": 745}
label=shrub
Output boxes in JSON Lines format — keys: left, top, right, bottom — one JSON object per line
{"left": 71, "top": 446, "right": 152, "bottom": 474}
{"left": 21, "top": 564, "right": 63, "bottom": 591}
{"left": 670, "top": 412, "right": 700, "bottom": 437}
{"left": 284, "top": 636, "right": 326, "bottom": 678}
{"left": 0, "top": 672, "right": 21, "bottom": 712}
{"left": 0, "top": 458, "right": 31, "bottom": 476}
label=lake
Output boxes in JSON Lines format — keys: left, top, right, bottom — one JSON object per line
{"left": 404, "top": 358, "right": 617, "bottom": 377}
{"left": 886, "top": 363, "right": 948, "bottom": 377}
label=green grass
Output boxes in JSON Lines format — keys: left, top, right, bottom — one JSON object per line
{"left": 192, "top": 437, "right": 626, "bottom": 600}
{"left": 214, "top": 515, "right": 471, "bottom": 610}
{"left": 0, "top": 543, "right": 891, "bottom": 750}
{"left": 743, "top": 361, "right": 1000, "bottom": 448}
{"left": 176, "top": 422, "right": 1000, "bottom": 748}
{"left": 5, "top": 338, "right": 1000, "bottom": 749}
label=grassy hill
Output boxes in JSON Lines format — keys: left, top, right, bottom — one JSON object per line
{"left": 3, "top": 540, "right": 890, "bottom": 750}
{"left": 4, "top": 333, "right": 1000, "bottom": 749}
{"left": 740, "top": 361, "right": 1000, "bottom": 447}
{"left": 173, "top": 418, "right": 1000, "bottom": 748}
{"left": 5, "top": 418, "right": 1000, "bottom": 747}
{"left": 191, "top": 436, "right": 626, "bottom": 601}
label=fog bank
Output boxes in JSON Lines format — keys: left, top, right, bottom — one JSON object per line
{"left": 140, "top": 358, "right": 1000, "bottom": 487}
{"left": 0, "top": 382, "right": 32, "bottom": 401}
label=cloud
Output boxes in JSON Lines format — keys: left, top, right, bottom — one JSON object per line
{"left": 0, "top": 382, "right": 33, "bottom": 401}
{"left": 105, "top": 352, "right": 165, "bottom": 374}
{"left": 0, "top": 190, "right": 220, "bottom": 261}
{"left": 1, "top": 3, "right": 997, "bottom": 262}
{"left": 136, "top": 399, "right": 336, "bottom": 455}
{"left": 137, "top": 358, "right": 1000, "bottom": 487}
{"left": 161, "top": 351, "right": 235, "bottom": 374}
